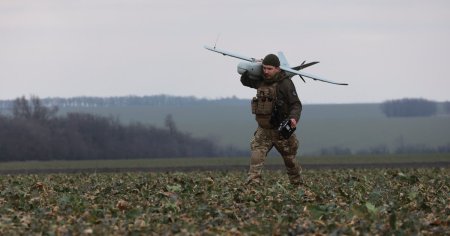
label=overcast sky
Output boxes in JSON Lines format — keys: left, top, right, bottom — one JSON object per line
{"left": 1, "top": 0, "right": 449, "bottom": 103}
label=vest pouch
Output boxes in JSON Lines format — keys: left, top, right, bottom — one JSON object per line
{"left": 255, "top": 98, "right": 274, "bottom": 115}
{"left": 254, "top": 86, "right": 276, "bottom": 115}
{"left": 254, "top": 84, "right": 277, "bottom": 128}
{"left": 251, "top": 97, "right": 257, "bottom": 114}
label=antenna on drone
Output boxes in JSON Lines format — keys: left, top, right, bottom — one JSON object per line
{"left": 213, "top": 33, "right": 221, "bottom": 49}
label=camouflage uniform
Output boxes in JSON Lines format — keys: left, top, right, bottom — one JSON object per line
{"left": 241, "top": 71, "right": 303, "bottom": 185}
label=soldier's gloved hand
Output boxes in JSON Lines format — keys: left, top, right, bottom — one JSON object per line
{"left": 241, "top": 70, "right": 249, "bottom": 79}
{"left": 290, "top": 118, "right": 297, "bottom": 128}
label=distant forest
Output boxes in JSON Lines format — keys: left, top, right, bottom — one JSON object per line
{"left": 380, "top": 98, "right": 444, "bottom": 117}
{"left": 0, "top": 96, "right": 247, "bottom": 162}
{"left": 1, "top": 95, "right": 448, "bottom": 118}
{"left": 0, "top": 95, "right": 247, "bottom": 110}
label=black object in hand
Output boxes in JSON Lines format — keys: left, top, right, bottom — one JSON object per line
{"left": 278, "top": 119, "right": 296, "bottom": 139}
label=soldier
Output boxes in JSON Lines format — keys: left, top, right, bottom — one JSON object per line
{"left": 241, "top": 54, "right": 302, "bottom": 186}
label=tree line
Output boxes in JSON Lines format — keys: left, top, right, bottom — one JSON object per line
{"left": 318, "top": 143, "right": 450, "bottom": 156}
{"left": 0, "top": 95, "right": 246, "bottom": 110}
{"left": 2, "top": 96, "right": 448, "bottom": 116}
{"left": 380, "top": 98, "right": 440, "bottom": 117}
{"left": 444, "top": 101, "right": 450, "bottom": 114}
{"left": 0, "top": 96, "right": 247, "bottom": 162}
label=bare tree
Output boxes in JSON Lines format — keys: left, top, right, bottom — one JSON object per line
{"left": 12, "top": 96, "right": 32, "bottom": 119}
{"left": 12, "top": 96, "right": 58, "bottom": 121}
{"left": 165, "top": 114, "right": 177, "bottom": 135}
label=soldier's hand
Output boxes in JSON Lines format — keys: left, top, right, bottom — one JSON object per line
{"left": 290, "top": 118, "right": 297, "bottom": 128}
{"left": 240, "top": 70, "right": 248, "bottom": 78}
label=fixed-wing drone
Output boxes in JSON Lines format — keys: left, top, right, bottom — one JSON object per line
{"left": 204, "top": 45, "right": 348, "bottom": 86}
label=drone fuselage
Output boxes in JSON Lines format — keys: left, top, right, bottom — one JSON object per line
{"left": 237, "top": 62, "right": 263, "bottom": 80}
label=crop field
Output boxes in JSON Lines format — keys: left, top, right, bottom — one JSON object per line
{"left": 0, "top": 168, "right": 448, "bottom": 235}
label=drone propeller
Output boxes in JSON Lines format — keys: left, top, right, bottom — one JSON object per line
{"left": 292, "top": 61, "right": 319, "bottom": 71}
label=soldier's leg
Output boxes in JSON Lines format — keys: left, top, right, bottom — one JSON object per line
{"left": 282, "top": 154, "right": 302, "bottom": 185}
{"left": 274, "top": 133, "right": 302, "bottom": 185}
{"left": 246, "top": 127, "right": 272, "bottom": 184}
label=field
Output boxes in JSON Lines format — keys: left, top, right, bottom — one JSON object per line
{"left": 1, "top": 154, "right": 449, "bottom": 174}
{"left": 2, "top": 101, "right": 449, "bottom": 234}
{"left": 0, "top": 168, "right": 448, "bottom": 235}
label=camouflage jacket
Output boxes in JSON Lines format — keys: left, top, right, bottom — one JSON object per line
{"left": 240, "top": 71, "right": 302, "bottom": 123}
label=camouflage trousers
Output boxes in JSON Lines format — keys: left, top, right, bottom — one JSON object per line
{"left": 246, "top": 127, "right": 302, "bottom": 185}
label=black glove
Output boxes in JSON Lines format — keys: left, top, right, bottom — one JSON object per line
{"left": 241, "top": 70, "right": 249, "bottom": 79}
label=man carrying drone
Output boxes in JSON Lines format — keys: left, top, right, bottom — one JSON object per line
{"left": 240, "top": 54, "right": 302, "bottom": 186}
{"left": 205, "top": 45, "right": 347, "bottom": 186}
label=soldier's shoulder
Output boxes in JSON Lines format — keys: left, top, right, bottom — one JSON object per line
{"left": 277, "top": 77, "right": 299, "bottom": 98}
{"left": 278, "top": 77, "right": 295, "bottom": 88}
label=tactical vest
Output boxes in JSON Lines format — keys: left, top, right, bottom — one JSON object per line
{"left": 251, "top": 82, "right": 278, "bottom": 128}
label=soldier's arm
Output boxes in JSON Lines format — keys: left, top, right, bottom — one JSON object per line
{"left": 281, "top": 79, "right": 302, "bottom": 122}
{"left": 240, "top": 71, "right": 261, "bottom": 89}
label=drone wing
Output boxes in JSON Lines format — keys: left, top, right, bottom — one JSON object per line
{"left": 205, "top": 45, "right": 348, "bottom": 86}
{"left": 280, "top": 66, "right": 348, "bottom": 86}
{"left": 204, "top": 46, "right": 257, "bottom": 62}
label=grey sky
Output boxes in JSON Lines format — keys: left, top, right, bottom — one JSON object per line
{"left": 1, "top": 0, "right": 449, "bottom": 103}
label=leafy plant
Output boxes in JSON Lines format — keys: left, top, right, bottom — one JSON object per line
{"left": 0, "top": 168, "right": 448, "bottom": 234}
